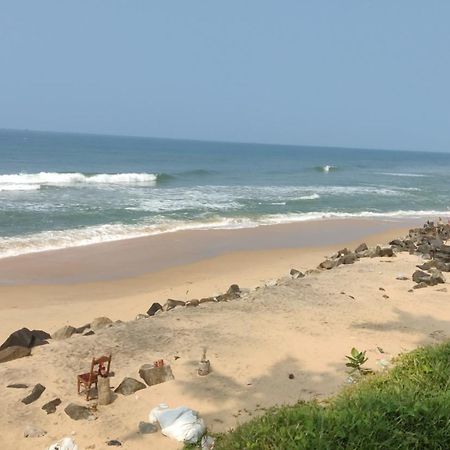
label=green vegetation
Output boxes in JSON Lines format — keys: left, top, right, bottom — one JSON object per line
{"left": 345, "top": 347, "right": 369, "bottom": 375}
{"left": 207, "top": 342, "right": 450, "bottom": 449}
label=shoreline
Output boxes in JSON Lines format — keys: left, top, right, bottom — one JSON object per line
{"left": 0, "top": 217, "right": 422, "bottom": 285}
{"left": 0, "top": 218, "right": 420, "bottom": 342}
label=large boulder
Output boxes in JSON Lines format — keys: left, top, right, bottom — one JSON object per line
{"left": 139, "top": 363, "right": 175, "bottom": 387}
{"left": 412, "top": 269, "right": 445, "bottom": 286}
{"left": 65, "top": 403, "right": 95, "bottom": 420}
{"left": 91, "top": 317, "right": 113, "bottom": 331}
{"left": 114, "top": 377, "right": 146, "bottom": 395}
{"left": 0, "top": 328, "right": 50, "bottom": 351}
{"left": 52, "top": 325, "right": 77, "bottom": 340}
{"left": 319, "top": 259, "right": 337, "bottom": 270}
{"left": 379, "top": 247, "right": 395, "bottom": 257}
{"left": 340, "top": 253, "right": 358, "bottom": 265}
{"left": 22, "top": 384, "right": 46, "bottom": 404}
{"left": 0, "top": 346, "right": 31, "bottom": 363}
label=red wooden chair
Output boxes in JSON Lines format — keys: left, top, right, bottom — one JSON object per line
{"left": 77, "top": 354, "right": 112, "bottom": 400}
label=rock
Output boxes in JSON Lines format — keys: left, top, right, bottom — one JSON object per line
{"left": 138, "top": 421, "right": 158, "bottom": 434}
{"left": 416, "top": 261, "right": 435, "bottom": 270}
{"left": 22, "top": 383, "right": 46, "bottom": 404}
{"left": 290, "top": 269, "right": 305, "bottom": 279}
{"left": 382, "top": 294, "right": 390, "bottom": 299}
{"left": 379, "top": 247, "right": 395, "bottom": 257}
{"left": 337, "top": 248, "right": 350, "bottom": 256}
{"left": 430, "top": 268, "right": 446, "bottom": 284}
{"left": 52, "top": 325, "right": 77, "bottom": 340}
{"left": 23, "top": 425, "right": 46, "bottom": 438}
{"left": 396, "top": 276, "right": 409, "bottom": 281}
{"left": 389, "top": 239, "right": 405, "bottom": 247}
{"left": 340, "top": 253, "right": 358, "bottom": 265}
{"left": 413, "top": 282, "right": 428, "bottom": 289}
{"left": 186, "top": 299, "right": 200, "bottom": 307}
{"left": 288, "top": 373, "right": 295, "bottom": 380}
{"left": 319, "top": 259, "right": 337, "bottom": 270}
{"left": 147, "top": 302, "right": 163, "bottom": 316}
{"left": 7, "top": 383, "right": 28, "bottom": 388}
{"left": 114, "top": 377, "right": 146, "bottom": 395}
{"left": 91, "top": 317, "right": 113, "bottom": 330}
{"left": 83, "top": 330, "right": 95, "bottom": 336}
{"left": 412, "top": 270, "right": 430, "bottom": 284}
{"left": 165, "top": 299, "right": 186, "bottom": 311}
{"left": 106, "top": 440, "right": 122, "bottom": 446}
{"left": 0, "top": 346, "right": 31, "bottom": 363}
{"left": 0, "top": 328, "right": 50, "bottom": 351}
{"left": 75, "top": 323, "right": 91, "bottom": 334}
{"left": 227, "top": 284, "right": 241, "bottom": 295}
{"left": 199, "top": 297, "right": 215, "bottom": 304}
{"left": 41, "top": 398, "right": 61, "bottom": 414}
{"left": 139, "top": 363, "right": 175, "bottom": 386}
{"left": 355, "top": 243, "right": 368, "bottom": 253}
{"left": 64, "top": 403, "right": 95, "bottom": 420}
{"left": 135, "top": 314, "right": 148, "bottom": 320}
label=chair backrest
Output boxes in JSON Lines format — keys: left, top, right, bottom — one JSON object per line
{"left": 90, "top": 354, "right": 112, "bottom": 379}
{"left": 91, "top": 354, "right": 112, "bottom": 377}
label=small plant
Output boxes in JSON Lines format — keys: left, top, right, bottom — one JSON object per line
{"left": 345, "top": 347, "right": 370, "bottom": 374}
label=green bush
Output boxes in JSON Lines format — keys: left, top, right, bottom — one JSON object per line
{"left": 209, "top": 342, "right": 450, "bottom": 449}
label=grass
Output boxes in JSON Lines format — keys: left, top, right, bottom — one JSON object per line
{"left": 194, "top": 342, "right": 450, "bottom": 449}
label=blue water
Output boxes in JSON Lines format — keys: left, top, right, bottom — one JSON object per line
{"left": 1, "top": 129, "right": 449, "bottom": 257}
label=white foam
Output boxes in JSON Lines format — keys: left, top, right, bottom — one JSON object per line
{"left": 378, "top": 172, "right": 426, "bottom": 178}
{"left": 297, "top": 194, "right": 320, "bottom": 200}
{"left": 1, "top": 210, "right": 449, "bottom": 259}
{"left": 0, "top": 184, "right": 41, "bottom": 191}
{"left": 0, "top": 172, "right": 158, "bottom": 186}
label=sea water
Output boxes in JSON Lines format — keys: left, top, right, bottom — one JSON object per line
{"left": 0, "top": 129, "right": 449, "bottom": 258}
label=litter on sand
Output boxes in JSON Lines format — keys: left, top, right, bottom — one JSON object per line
{"left": 48, "top": 437, "right": 79, "bottom": 450}
{"left": 149, "top": 403, "right": 206, "bottom": 443}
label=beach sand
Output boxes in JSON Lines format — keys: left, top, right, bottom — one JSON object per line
{"left": 1, "top": 218, "right": 448, "bottom": 449}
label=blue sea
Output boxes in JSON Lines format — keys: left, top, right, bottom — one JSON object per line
{"left": 0, "top": 129, "right": 449, "bottom": 258}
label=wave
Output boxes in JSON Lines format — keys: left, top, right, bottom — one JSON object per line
{"left": 378, "top": 172, "right": 426, "bottom": 178}
{"left": 0, "top": 172, "right": 158, "bottom": 188}
{"left": 297, "top": 194, "right": 320, "bottom": 200}
{"left": 1, "top": 209, "right": 449, "bottom": 259}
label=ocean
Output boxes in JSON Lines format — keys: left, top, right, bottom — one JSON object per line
{"left": 1, "top": 129, "right": 449, "bottom": 258}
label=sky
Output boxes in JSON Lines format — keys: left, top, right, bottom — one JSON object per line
{"left": 1, "top": 1, "right": 450, "bottom": 151}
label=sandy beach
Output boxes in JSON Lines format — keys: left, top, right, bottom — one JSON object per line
{"left": 1, "top": 218, "right": 449, "bottom": 449}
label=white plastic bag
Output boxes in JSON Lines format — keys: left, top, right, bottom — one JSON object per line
{"left": 48, "top": 437, "right": 78, "bottom": 450}
{"left": 149, "top": 405, "right": 206, "bottom": 443}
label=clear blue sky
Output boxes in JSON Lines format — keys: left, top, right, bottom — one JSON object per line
{"left": 1, "top": 1, "right": 450, "bottom": 151}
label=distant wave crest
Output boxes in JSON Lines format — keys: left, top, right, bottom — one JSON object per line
{"left": 315, "top": 165, "right": 337, "bottom": 173}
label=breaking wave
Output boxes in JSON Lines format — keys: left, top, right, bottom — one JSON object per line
{"left": 1, "top": 209, "right": 449, "bottom": 259}
{"left": 0, "top": 172, "right": 159, "bottom": 190}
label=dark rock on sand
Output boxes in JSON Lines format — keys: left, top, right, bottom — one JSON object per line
{"left": 355, "top": 243, "right": 368, "bottom": 253}
{"left": 319, "top": 259, "right": 337, "bottom": 270}
{"left": 7, "top": 383, "right": 28, "bottom": 388}
{"left": 65, "top": 403, "right": 95, "bottom": 420}
{"left": 0, "top": 328, "right": 50, "bottom": 351}
{"left": 106, "top": 440, "right": 122, "bottom": 446}
{"left": 396, "top": 276, "right": 409, "bottom": 281}
{"left": 22, "top": 383, "right": 46, "bottom": 404}
{"left": 165, "top": 299, "right": 186, "bottom": 311}
{"left": 412, "top": 269, "right": 445, "bottom": 286}
{"left": 147, "top": 302, "right": 163, "bottom": 316}
{"left": 83, "top": 330, "right": 95, "bottom": 336}
{"left": 114, "top": 377, "right": 146, "bottom": 395}
{"left": 139, "top": 421, "right": 158, "bottom": 434}
{"left": 216, "top": 284, "right": 242, "bottom": 302}
{"left": 42, "top": 398, "right": 62, "bottom": 414}
{"left": 379, "top": 247, "right": 395, "bottom": 257}
{"left": 290, "top": 269, "right": 305, "bottom": 279}
{"left": 75, "top": 323, "right": 91, "bottom": 334}
{"left": 340, "top": 253, "right": 358, "bottom": 265}
{"left": 139, "top": 363, "right": 175, "bottom": 387}
{"left": 186, "top": 299, "right": 200, "bottom": 307}
{"left": 199, "top": 297, "right": 216, "bottom": 304}
{"left": 0, "top": 346, "right": 31, "bottom": 363}
{"left": 52, "top": 325, "right": 77, "bottom": 340}
{"left": 413, "top": 282, "right": 428, "bottom": 289}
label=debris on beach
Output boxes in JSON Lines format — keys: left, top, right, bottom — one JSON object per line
{"left": 139, "top": 361, "right": 175, "bottom": 386}
{"left": 149, "top": 404, "right": 206, "bottom": 443}
{"left": 23, "top": 424, "right": 47, "bottom": 438}
{"left": 48, "top": 436, "right": 79, "bottom": 450}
